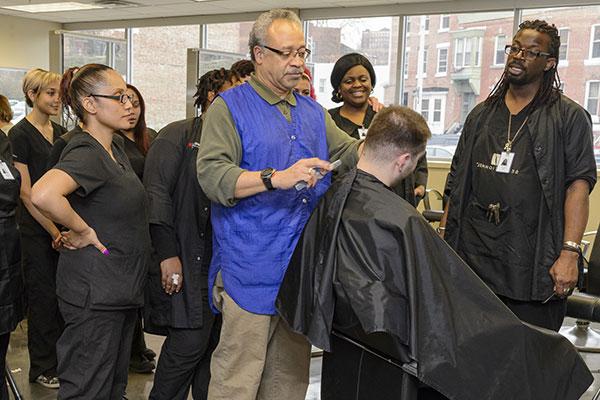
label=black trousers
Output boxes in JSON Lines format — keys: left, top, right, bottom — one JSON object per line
{"left": 149, "top": 312, "right": 220, "bottom": 400}
{"left": 499, "top": 295, "right": 567, "bottom": 332}
{"left": 57, "top": 300, "right": 136, "bottom": 400}
{"left": 21, "top": 232, "right": 63, "bottom": 381}
{"left": 0, "top": 333, "right": 9, "bottom": 400}
{"left": 130, "top": 310, "right": 148, "bottom": 361}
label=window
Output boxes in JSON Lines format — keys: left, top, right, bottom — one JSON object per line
{"left": 440, "top": 15, "right": 450, "bottom": 31}
{"left": 402, "top": 11, "right": 511, "bottom": 157}
{"left": 523, "top": 6, "right": 600, "bottom": 167}
{"left": 558, "top": 28, "right": 569, "bottom": 62}
{"left": 421, "top": 98, "right": 430, "bottom": 120}
{"left": 455, "top": 38, "right": 464, "bottom": 68}
{"left": 423, "top": 16, "right": 430, "bottom": 32}
{"left": 0, "top": 68, "right": 28, "bottom": 124}
{"left": 406, "top": 17, "right": 411, "bottom": 35}
{"left": 586, "top": 81, "right": 600, "bottom": 116}
{"left": 404, "top": 48, "right": 410, "bottom": 78}
{"left": 494, "top": 35, "right": 506, "bottom": 65}
{"left": 63, "top": 30, "right": 127, "bottom": 77}
{"left": 437, "top": 46, "right": 448, "bottom": 75}
{"left": 434, "top": 98, "right": 442, "bottom": 122}
{"left": 306, "top": 17, "right": 399, "bottom": 109}
{"left": 454, "top": 37, "right": 481, "bottom": 68}
{"left": 591, "top": 25, "right": 600, "bottom": 59}
{"left": 421, "top": 46, "right": 428, "bottom": 76}
{"left": 131, "top": 25, "right": 200, "bottom": 130}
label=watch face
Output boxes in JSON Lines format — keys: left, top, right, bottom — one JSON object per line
{"left": 261, "top": 168, "right": 274, "bottom": 178}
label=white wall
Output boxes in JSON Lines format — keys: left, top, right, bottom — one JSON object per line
{"left": 0, "top": 14, "right": 61, "bottom": 70}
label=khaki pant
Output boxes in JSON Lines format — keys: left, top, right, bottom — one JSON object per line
{"left": 207, "top": 272, "right": 311, "bottom": 400}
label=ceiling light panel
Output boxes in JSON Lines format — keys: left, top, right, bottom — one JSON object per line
{"left": 1, "top": 2, "right": 104, "bottom": 13}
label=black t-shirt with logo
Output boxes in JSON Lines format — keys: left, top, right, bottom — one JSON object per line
{"left": 459, "top": 101, "right": 548, "bottom": 301}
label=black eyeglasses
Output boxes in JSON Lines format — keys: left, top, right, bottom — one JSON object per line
{"left": 504, "top": 45, "right": 551, "bottom": 61}
{"left": 89, "top": 93, "right": 133, "bottom": 104}
{"left": 262, "top": 45, "right": 311, "bottom": 60}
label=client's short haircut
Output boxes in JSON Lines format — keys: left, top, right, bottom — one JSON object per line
{"left": 364, "top": 106, "right": 431, "bottom": 162}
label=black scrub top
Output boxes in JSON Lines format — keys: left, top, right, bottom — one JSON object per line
{"left": 0, "top": 133, "right": 21, "bottom": 217}
{"left": 117, "top": 132, "right": 145, "bottom": 180}
{"left": 47, "top": 125, "right": 84, "bottom": 169}
{"left": 54, "top": 133, "right": 150, "bottom": 310}
{"left": 460, "top": 102, "right": 545, "bottom": 301}
{"left": 329, "top": 105, "right": 376, "bottom": 140}
{"left": 0, "top": 133, "right": 24, "bottom": 335}
{"left": 9, "top": 118, "right": 66, "bottom": 235}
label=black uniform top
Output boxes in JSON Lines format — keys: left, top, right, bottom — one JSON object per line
{"left": 9, "top": 118, "right": 66, "bottom": 235}
{"left": 0, "top": 134, "right": 21, "bottom": 217}
{"left": 47, "top": 125, "right": 84, "bottom": 169}
{"left": 460, "top": 102, "right": 543, "bottom": 300}
{"left": 54, "top": 133, "right": 150, "bottom": 310}
{"left": 117, "top": 132, "right": 145, "bottom": 180}
{"left": 328, "top": 105, "right": 376, "bottom": 140}
{"left": 143, "top": 117, "right": 212, "bottom": 330}
{"left": 0, "top": 133, "right": 24, "bottom": 335}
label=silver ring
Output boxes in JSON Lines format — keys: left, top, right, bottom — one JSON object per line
{"left": 171, "top": 273, "right": 180, "bottom": 286}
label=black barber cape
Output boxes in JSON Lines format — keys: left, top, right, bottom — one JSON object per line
{"left": 276, "top": 168, "right": 592, "bottom": 400}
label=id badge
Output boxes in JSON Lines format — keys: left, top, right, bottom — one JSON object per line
{"left": 0, "top": 161, "right": 15, "bottom": 180}
{"left": 358, "top": 127, "right": 368, "bottom": 139}
{"left": 495, "top": 152, "right": 514, "bottom": 174}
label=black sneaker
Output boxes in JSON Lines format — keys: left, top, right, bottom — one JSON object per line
{"left": 35, "top": 374, "right": 60, "bottom": 389}
{"left": 129, "top": 356, "right": 155, "bottom": 374}
{"left": 142, "top": 348, "right": 156, "bottom": 361}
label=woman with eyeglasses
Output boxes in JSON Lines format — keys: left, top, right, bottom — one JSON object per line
{"left": 8, "top": 68, "right": 67, "bottom": 389}
{"left": 31, "top": 63, "right": 151, "bottom": 399}
{"left": 117, "top": 83, "right": 158, "bottom": 374}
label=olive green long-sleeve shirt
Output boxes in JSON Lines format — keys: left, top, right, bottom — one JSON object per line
{"left": 197, "top": 75, "right": 361, "bottom": 207}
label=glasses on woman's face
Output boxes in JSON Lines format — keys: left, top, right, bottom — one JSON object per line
{"left": 89, "top": 93, "right": 133, "bottom": 104}
{"left": 504, "top": 45, "right": 551, "bottom": 61}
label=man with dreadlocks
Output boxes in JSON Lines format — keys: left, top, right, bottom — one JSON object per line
{"left": 442, "top": 20, "right": 597, "bottom": 332}
{"left": 143, "top": 68, "right": 239, "bottom": 400}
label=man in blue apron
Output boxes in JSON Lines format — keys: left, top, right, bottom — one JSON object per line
{"left": 196, "top": 9, "right": 361, "bottom": 400}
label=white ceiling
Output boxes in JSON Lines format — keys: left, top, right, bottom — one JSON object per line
{"left": 0, "top": 0, "right": 423, "bottom": 23}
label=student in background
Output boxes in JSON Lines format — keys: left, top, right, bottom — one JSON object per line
{"left": 0, "top": 95, "right": 14, "bottom": 135}
{"left": 8, "top": 68, "right": 66, "bottom": 389}
{"left": 145, "top": 67, "right": 238, "bottom": 400}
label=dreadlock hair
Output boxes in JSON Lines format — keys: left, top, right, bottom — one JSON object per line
{"left": 194, "top": 68, "right": 237, "bottom": 113}
{"left": 486, "top": 19, "right": 562, "bottom": 108}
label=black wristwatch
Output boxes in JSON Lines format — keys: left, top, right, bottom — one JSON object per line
{"left": 260, "top": 167, "right": 276, "bottom": 191}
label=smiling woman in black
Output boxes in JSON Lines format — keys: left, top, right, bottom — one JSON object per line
{"left": 9, "top": 68, "right": 66, "bottom": 389}
{"left": 31, "top": 64, "right": 150, "bottom": 400}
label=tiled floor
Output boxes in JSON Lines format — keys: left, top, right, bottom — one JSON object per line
{"left": 5, "top": 318, "right": 600, "bottom": 399}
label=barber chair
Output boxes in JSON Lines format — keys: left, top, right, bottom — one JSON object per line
{"left": 5, "top": 363, "right": 23, "bottom": 400}
{"left": 421, "top": 188, "right": 444, "bottom": 224}
{"left": 560, "top": 225, "right": 600, "bottom": 352}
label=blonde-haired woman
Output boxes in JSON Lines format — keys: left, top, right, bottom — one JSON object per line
{"left": 8, "top": 68, "right": 66, "bottom": 389}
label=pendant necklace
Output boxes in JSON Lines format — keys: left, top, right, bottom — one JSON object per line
{"left": 504, "top": 113, "right": 529, "bottom": 152}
